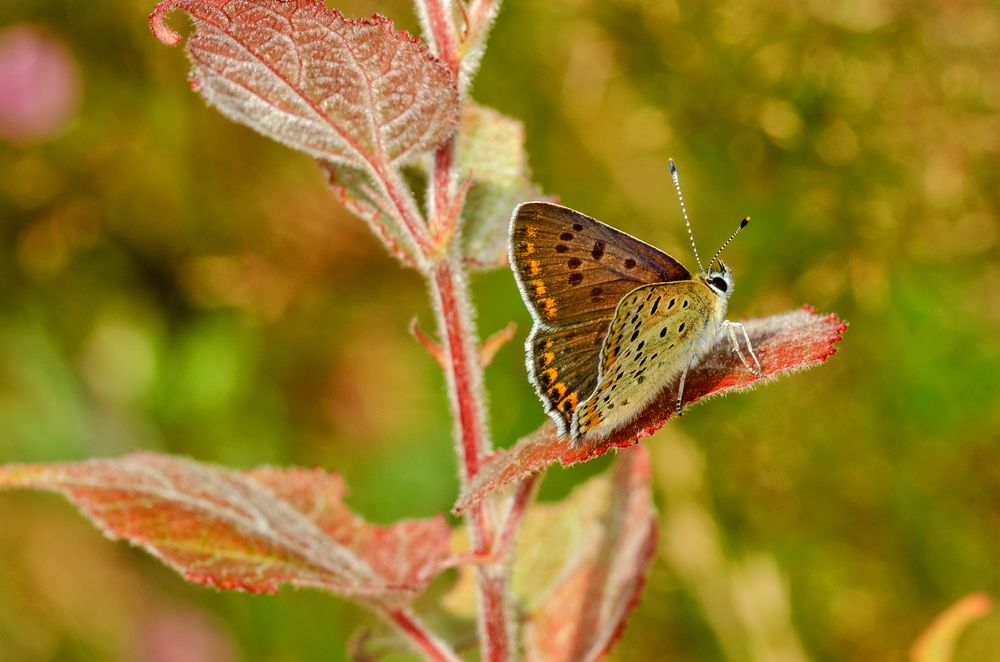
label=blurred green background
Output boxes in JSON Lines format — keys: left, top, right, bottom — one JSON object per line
{"left": 1, "top": 0, "right": 998, "bottom": 660}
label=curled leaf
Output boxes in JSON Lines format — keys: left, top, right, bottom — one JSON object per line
{"left": 522, "top": 446, "right": 657, "bottom": 661}
{"left": 150, "top": 0, "right": 459, "bottom": 169}
{"left": 0, "top": 453, "right": 450, "bottom": 608}
{"left": 455, "top": 307, "right": 847, "bottom": 513}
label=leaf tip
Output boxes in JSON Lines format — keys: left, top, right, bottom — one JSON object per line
{"left": 150, "top": 2, "right": 185, "bottom": 46}
{"left": 805, "top": 305, "right": 849, "bottom": 361}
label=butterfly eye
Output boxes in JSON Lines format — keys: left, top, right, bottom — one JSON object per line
{"left": 710, "top": 276, "right": 728, "bottom": 292}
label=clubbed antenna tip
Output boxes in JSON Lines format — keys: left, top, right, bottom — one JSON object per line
{"left": 709, "top": 216, "right": 752, "bottom": 270}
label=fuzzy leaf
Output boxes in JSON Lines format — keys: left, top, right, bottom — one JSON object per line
{"left": 458, "top": 102, "right": 548, "bottom": 270}
{"left": 320, "top": 161, "right": 418, "bottom": 267}
{"left": 150, "top": 0, "right": 459, "bottom": 169}
{"left": 455, "top": 307, "right": 847, "bottom": 513}
{"left": 523, "top": 446, "right": 656, "bottom": 661}
{"left": 0, "top": 453, "right": 450, "bottom": 608}
{"left": 442, "top": 447, "right": 656, "bottom": 660}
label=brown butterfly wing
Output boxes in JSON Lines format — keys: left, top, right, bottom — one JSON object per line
{"left": 526, "top": 316, "right": 612, "bottom": 435}
{"left": 509, "top": 202, "right": 691, "bottom": 327}
{"left": 510, "top": 201, "right": 692, "bottom": 435}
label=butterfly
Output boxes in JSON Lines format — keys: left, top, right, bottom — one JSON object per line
{"left": 509, "top": 160, "right": 763, "bottom": 445}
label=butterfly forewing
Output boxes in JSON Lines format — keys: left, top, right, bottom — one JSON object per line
{"left": 527, "top": 316, "right": 612, "bottom": 434}
{"left": 510, "top": 202, "right": 691, "bottom": 327}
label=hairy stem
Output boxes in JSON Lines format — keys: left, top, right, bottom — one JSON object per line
{"left": 429, "top": 141, "right": 457, "bottom": 240}
{"left": 428, "top": 257, "right": 512, "bottom": 661}
{"left": 420, "top": 0, "right": 460, "bottom": 76}
{"left": 429, "top": 260, "right": 490, "bottom": 478}
{"left": 412, "top": 2, "right": 515, "bottom": 658}
{"left": 388, "top": 608, "right": 464, "bottom": 662}
{"left": 466, "top": 0, "right": 499, "bottom": 40}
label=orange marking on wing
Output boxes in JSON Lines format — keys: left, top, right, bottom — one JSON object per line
{"left": 528, "top": 260, "right": 541, "bottom": 276}
{"left": 525, "top": 226, "right": 538, "bottom": 238}
{"left": 548, "top": 382, "right": 567, "bottom": 400}
{"left": 531, "top": 279, "right": 547, "bottom": 296}
{"left": 580, "top": 401, "right": 601, "bottom": 430}
{"left": 557, "top": 391, "right": 579, "bottom": 414}
{"left": 591, "top": 402, "right": 603, "bottom": 425}
{"left": 542, "top": 368, "right": 558, "bottom": 385}
{"left": 544, "top": 340, "right": 553, "bottom": 349}
{"left": 540, "top": 297, "right": 558, "bottom": 319}
{"left": 542, "top": 351, "right": 555, "bottom": 366}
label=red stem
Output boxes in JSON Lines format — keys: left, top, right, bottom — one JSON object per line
{"left": 430, "top": 142, "right": 456, "bottom": 239}
{"left": 430, "top": 260, "right": 488, "bottom": 478}
{"left": 421, "top": 0, "right": 460, "bottom": 76}
{"left": 390, "top": 5, "right": 514, "bottom": 657}
{"left": 388, "top": 608, "right": 463, "bottom": 662}
{"left": 429, "top": 258, "right": 511, "bottom": 661}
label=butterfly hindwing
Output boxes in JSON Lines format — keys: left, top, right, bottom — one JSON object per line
{"left": 526, "top": 316, "right": 613, "bottom": 434}
{"left": 574, "top": 281, "right": 720, "bottom": 439}
{"left": 510, "top": 202, "right": 691, "bottom": 327}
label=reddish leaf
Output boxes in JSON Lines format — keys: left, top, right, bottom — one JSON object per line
{"left": 455, "top": 307, "right": 846, "bottom": 513}
{"left": 0, "top": 453, "right": 450, "bottom": 608}
{"left": 321, "top": 161, "right": 419, "bottom": 266}
{"left": 150, "top": 0, "right": 459, "bottom": 169}
{"left": 523, "top": 446, "right": 657, "bottom": 661}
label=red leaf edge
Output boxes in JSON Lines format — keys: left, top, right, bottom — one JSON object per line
{"left": 151, "top": 1, "right": 428, "bottom": 52}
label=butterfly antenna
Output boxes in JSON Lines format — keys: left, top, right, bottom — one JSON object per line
{"left": 669, "top": 159, "right": 704, "bottom": 273}
{"left": 708, "top": 216, "right": 751, "bottom": 270}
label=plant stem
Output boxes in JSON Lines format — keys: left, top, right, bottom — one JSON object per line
{"left": 412, "top": 3, "right": 516, "bottom": 657}
{"left": 429, "top": 259, "right": 489, "bottom": 479}
{"left": 388, "top": 608, "right": 464, "bottom": 662}
{"left": 429, "top": 142, "right": 457, "bottom": 239}
{"left": 466, "top": 0, "right": 499, "bottom": 40}
{"left": 428, "top": 257, "right": 512, "bottom": 661}
{"left": 421, "top": 0, "right": 460, "bottom": 76}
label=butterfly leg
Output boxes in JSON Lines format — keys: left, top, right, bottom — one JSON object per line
{"left": 723, "top": 321, "right": 763, "bottom": 377}
{"left": 675, "top": 356, "right": 697, "bottom": 417}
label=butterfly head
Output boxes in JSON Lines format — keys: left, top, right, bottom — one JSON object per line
{"left": 669, "top": 160, "right": 749, "bottom": 293}
{"left": 704, "top": 260, "right": 734, "bottom": 299}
